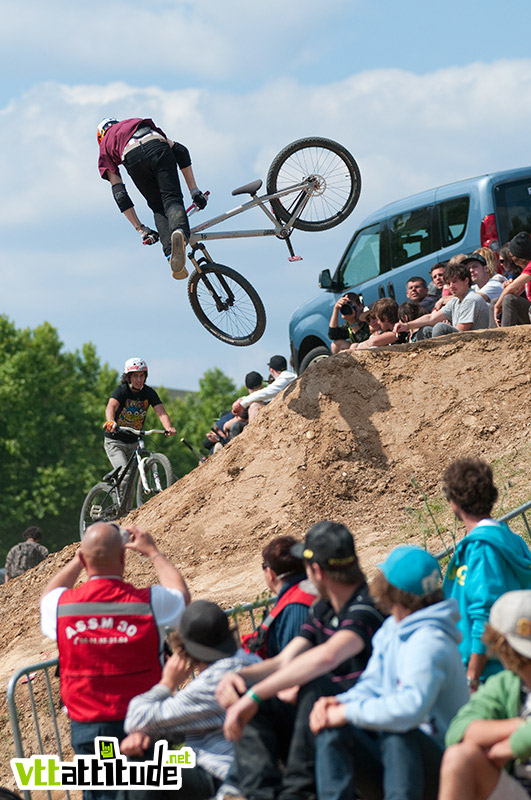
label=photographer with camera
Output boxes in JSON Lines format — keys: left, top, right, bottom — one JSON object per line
{"left": 328, "top": 292, "right": 370, "bottom": 352}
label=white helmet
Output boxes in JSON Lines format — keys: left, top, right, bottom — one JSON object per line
{"left": 124, "top": 357, "right": 148, "bottom": 374}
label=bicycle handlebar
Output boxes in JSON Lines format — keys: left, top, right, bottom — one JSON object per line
{"left": 115, "top": 426, "right": 168, "bottom": 436}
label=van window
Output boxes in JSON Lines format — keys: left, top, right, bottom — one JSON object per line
{"left": 495, "top": 179, "right": 531, "bottom": 243}
{"left": 439, "top": 196, "right": 469, "bottom": 247}
{"left": 340, "top": 223, "right": 381, "bottom": 286}
{"left": 389, "top": 206, "right": 434, "bottom": 268}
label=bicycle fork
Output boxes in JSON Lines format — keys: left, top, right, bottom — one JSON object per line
{"left": 188, "top": 244, "right": 236, "bottom": 312}
{"left": 137, "top": 456, "right": 164, "bottom": 494}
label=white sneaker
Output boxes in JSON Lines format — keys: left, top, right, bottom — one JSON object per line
{"left": 170, "top": 229, "right": 188, "bottom": 279}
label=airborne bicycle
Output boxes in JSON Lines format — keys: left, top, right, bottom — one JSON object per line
{"left": 79, "top": 427, "right": 174, "bottom": 539}
{"left": 184, "top": 137, "right": 361, "bottom": 347}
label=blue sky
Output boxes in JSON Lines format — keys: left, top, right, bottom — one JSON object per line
{"left": 2, "top": 0, "right": 531, "bottom": 390}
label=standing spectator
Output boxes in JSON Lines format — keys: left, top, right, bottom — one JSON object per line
{"left": 310, "top": 545, "right": 468, "bottom": 800}
{"left": 464, "top": 254, "right": 504, "bottom": 302}
{"left": 328, "top": 292, "right": 370, "bottom": 352}
{"left": 120, "top": 601, "right": 260, "bottom": 800}
{"left": 232, "top": 356, "right": 296, "bottom": 421}
{"left": 491, "top": 232, "right": 531, "bottom": 327}
{"left": 406, "top": 276, "right": 437, "bottom": 311}
{"left": 97, "top": 117, "right": 207, "bottom": 280}
{"left": 40, "top": 522, "right": 189, "bottom": 798}
{"left": 217, "top": 521, "right": 385, "bottom": 800}
{"left": 427, "top": 261, "right": 448, "bottom": 300}
{"left": 394, "top": 259, "right": 489, "bottom": 339}
{"left": 440, "top": 590, "right": 531, "bottom": 800}
{"left": 442, "top": 458, "right": 531, "bottom": 688}
{"left": 5, "top": 526, "right": 48, "bottom": 582}
{"left": 243, "top": 535, "right": 318, "bottom": 659}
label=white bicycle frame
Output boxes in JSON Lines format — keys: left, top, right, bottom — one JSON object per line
{"left": 188, "top": 178, "right": 317, "bottom": 252}
{"left": 119, "top": 427, "right": 166, "bottom": 494}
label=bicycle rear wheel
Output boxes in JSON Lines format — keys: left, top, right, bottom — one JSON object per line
{"left": 136, "top": 454, "right": 175, "bottom": 506}
{"left": 188, "top": 263, "right": 266, "bottom": 346}
{"left": 266, "top": 137, "right": 361, "bottom": 232}
{"left": 79, "top": 482, "right": 120, "bottom": 539}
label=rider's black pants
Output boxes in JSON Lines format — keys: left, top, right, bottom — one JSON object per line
{"left": 123, "top": 139, "right": 189, "bottom": 256}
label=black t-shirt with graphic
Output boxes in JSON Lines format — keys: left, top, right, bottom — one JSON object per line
{"left": 105, "top": 383, "right": 162, "bottom": 443}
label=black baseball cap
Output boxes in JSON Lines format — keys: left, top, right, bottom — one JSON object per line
{"left": 245, "top": 371, "right": 263, "bottom": 389}
{"left": 179, "top": 600, "right": 237, "bottom": 662}
{"left": 461, "top": 254, "right": 487, "bottom": 266}
{"left": 290, "top": 521, "right": 357, "bottom": 569}
{"left": 267, "top": 355, "right": 287, "bottom": 371}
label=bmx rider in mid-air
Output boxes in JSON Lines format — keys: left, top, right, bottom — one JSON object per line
{"left": 97, "top": 116, "right": 208, "bottom": 280}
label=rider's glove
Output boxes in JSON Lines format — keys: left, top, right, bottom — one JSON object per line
{"left": 103, "top": 420, "right": 116, "bottom": 433}
{"left": 137, "top": 225, "right": 160, "bottom": 245}
{"left": 191, "top": 189, "right": 208, "bottom": 210}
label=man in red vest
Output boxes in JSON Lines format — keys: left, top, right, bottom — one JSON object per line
{"left": 40, "top": 522, "right": 189, "bottom": 796}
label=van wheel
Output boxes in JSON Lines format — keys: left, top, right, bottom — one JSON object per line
{"left": 299, "top": 346, "right": 331, "bottom": 373}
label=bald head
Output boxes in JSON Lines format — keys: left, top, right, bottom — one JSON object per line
{"left": 81, "top": 523, "right": 125, "bottom": 574}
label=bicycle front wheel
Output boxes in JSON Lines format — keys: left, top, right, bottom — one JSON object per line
{"left": 79, "top": 482, "right": 120, "bottom": 540}
{"left": 266, "top": 137, "right": 361, "bottom": 232}
{"left": 188, "top": 263, "right": 266, "bottom": 346}
{"left": 136, "top": 454, "right": 175, "bottom": 507}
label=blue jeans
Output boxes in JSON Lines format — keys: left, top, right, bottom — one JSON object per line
{"left": 124, "top": 139, "right": 189, "bottom": 256}
{"left": 315, "top": 724, "right": 443, "bottom": 800}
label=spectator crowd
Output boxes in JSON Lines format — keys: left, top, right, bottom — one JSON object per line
{"left": 11, "top": 456, "right": 529, "bottom": 800}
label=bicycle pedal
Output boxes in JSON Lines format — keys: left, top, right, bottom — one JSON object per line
{"left": 288, "top": 255, "right": 303, "bottom": 262}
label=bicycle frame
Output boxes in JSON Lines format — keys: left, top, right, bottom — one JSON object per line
{"left": 106, "top": 429, "right": 166, "bottom": 506}
{"left": 188, "top": 180, "right": 316, "bottom": 247}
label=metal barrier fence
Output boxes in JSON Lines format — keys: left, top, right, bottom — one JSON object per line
{"left": 7, "top": 500, "right": 531, "bottom": 797}
{"left": 6, "top": 598, "right": 275, "bottom": 800}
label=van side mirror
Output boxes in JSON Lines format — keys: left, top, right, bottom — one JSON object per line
{"left": 319, "top": 269, "right": 333, "bottom": 289}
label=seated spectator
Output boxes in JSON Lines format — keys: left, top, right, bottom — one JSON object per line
{"left": 398, "top": 300, "right": 423, "bottom": 342}
{"left": 121, "top": 600, "right": 260, "bottom": 800}
{"left": 224, "top": 372, "right": 264, "bottom": 439}
{"left": 217, "top": 521, "right": 385, "bottom": 800}
{"left": 440, "top": 590, "right": 531, "bottom": 800}
{"left": 442, "top": 457, "right": 531, "bottom": 687}
{"left": 499, "top": 242, "right": 523, "bottom": 280}
{"left": 5, "top": 526, "right": 48, "bottom": 581}
{"left": 406, "top": 276, "right": 437, "bottom": 311}
{"left": 428, "top": 261, "right": 448, "bottom": 299}
{"left": 356, "top": 298, "right": 409, "bottom": 349}
{"left": 394, "top": 258, "right": 489, "bottom": 339}
{"left": 473, "top": 246, "right": 504, "bottom": 281}
{"left": 328, "top": 292, "right": 370, "bottom": 352}
{"left": 464, "top": 253, "right": 504, "bottom": 302}
{"left": 310, "top": 545, "right": 469, "bottom": 800}
{"left": 232, "top": 356, "right": 296, "bottom": 421}
{"left": 203, "top": 414, "right": 232, "bottom": 455}
{"left": 491, "top": 232, "right": 531, "bottom": 328}
{"left": 242, "top": 535, "right": 318, "bottom": 659}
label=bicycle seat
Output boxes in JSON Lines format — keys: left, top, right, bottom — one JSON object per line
{"left": 232, "top": 179, "right": 263, "bottom": 197}
{"left": 103, "top": 466, "right": 121, "bottom": 482}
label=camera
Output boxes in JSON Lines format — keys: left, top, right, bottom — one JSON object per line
{"left": 340, "top": 302, "right": 354, "bottom": 317}
{"left": 111, "top": 523, "right": 130, "bottom": 544}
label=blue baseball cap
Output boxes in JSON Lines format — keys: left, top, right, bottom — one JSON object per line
{"left": 378, "top": 545, "right": 442, "bottom": 596}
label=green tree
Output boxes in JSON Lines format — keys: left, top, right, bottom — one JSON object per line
{"left": 0, "top": 316, "right": 116, "bottom": 560}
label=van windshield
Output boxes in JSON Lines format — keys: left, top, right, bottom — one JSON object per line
{"left": 339, "top": 222, "right": 381, "bottom": 287}
{"left": 495, "top": 178, "right": 531, "bottom": 243}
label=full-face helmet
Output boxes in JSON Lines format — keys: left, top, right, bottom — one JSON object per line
{"left": 97, "top": 117, "right": 119, "bottom": 144}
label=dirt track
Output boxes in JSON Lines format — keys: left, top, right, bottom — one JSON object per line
{"left": 2, "top": 325, "right": 531, "bottom": 794}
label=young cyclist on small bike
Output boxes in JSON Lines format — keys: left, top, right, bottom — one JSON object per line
{"left": 103, "top": 358, "right": 176, "bottom": 472}
{"left": 97, "top": 117, "right": 208, "bottom": 280}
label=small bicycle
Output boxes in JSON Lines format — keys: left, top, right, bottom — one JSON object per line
{"left": 79, "top": 427, "right": 174, "bottom": 539}
{"left": 185, "top": 136, "right": 361, "bottom": 347}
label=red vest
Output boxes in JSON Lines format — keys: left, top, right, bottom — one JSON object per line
{"left": 57, "top": 578, "right": 162, "bottom": 722}
{"left": 242, "top": 581, "right": 317, "bottom": 658}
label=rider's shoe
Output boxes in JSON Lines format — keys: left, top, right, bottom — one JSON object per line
{"left": 170, "top": 229, "right": 188, "bottom": 279}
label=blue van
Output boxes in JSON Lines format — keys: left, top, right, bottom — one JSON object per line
{"left": 289, "top": 166, "right": 531, "bottom": 372}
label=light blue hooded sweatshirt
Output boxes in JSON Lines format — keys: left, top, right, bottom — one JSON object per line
{"left": 336, "top": 598, "right": 469, "bottom": 747}
{"left": 443, "top": 519, "right": 531, "bottom": 680}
